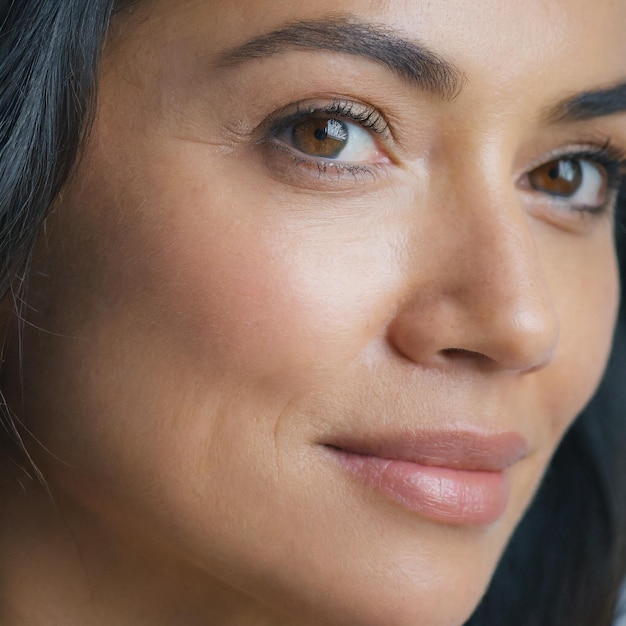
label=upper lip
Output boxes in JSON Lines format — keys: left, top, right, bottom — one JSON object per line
{"left": 324, "top": 429, "right": 530, "bottom": 472}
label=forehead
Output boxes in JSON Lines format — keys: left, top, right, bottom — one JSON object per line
{"left": 125, "top": 0, "right": 626, "bottom": 76}
{"left": 110, "top": 0, "right": 626, "bottom": 129}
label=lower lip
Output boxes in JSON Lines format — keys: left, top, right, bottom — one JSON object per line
{"left": 330, "top": 449, "right": 510, "bottom": 525}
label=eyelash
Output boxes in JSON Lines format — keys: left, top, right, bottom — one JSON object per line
{"left": 269, "top": 99, "right": 389, "bottom": 140}
{"left": 556, "top": 141, "right": 626, "bottom": 214}
{"left": 265, "top": 99, "right": 390, "bottom": 180}
{"left": 527, "top": 138, "right": 626, "bottom": 217}
{"left": 263, "top": 100, "right": 626, "bottom": 215}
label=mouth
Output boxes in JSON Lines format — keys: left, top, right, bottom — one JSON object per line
{"left": 324, "top": 430, "right": 529, "bottom": 526}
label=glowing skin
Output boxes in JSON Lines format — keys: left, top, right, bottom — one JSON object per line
{"left": 0, "top": 1, "right": 623, "bottom": 625}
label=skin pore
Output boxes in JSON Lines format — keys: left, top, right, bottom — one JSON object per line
{"left": 0, "top": 0, "right": 624, "bottom": 625}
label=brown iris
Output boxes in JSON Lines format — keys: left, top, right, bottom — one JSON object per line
{"left": 528, "top": 158, "right": 584, "bottom": 197}
{"left": 291, "top": 117, "right": 349, "bottom": 158}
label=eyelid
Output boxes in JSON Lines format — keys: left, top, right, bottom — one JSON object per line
{"left": 255, "top": 98, "right": 397, "bottom": 190}
{"left": 273, "top": 118, "right": 387, "bottom": 165}
{"left": 521, "top": 138, "right": 626, "bottom": 174}
{"left": 519, "top": 140, "right": 626, "bottom": 192}
{"left": 518, "top": 140, "right": 626, "bottom": 225}
{"left": 261, "top": 97, "right": 394, "bottom": 144}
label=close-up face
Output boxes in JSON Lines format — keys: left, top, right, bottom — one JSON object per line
{"left": 3, "top": 0, "right": 624, "bottom": 625}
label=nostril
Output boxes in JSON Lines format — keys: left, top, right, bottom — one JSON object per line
{"left": 441, "top": 348, "right": 485, "bottom": 359}
{"left": 439, "top": 347, "right": 494, "bottom": 368}
{"left": 441, "top": 348, "right": 481, "bottom": 358}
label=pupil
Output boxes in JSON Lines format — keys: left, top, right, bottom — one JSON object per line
{"left": 314, "top": 127, "right": 327, "bottom": 141}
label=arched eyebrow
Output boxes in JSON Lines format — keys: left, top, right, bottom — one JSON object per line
{"left": 218, "top": 16, "right": 465, "bottom": 101}
{"left": 546, "top": 82, "right": 626, "bottom": 122}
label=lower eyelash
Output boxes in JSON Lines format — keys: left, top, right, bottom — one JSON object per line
{"left": 287, "top": 149, "right": 380, "bottom": 181}
{"left": 260, "top": 139, "right": 385, "bottom": 190}
{"left": 312, "top": 160, "right": 377, "bottom": 181}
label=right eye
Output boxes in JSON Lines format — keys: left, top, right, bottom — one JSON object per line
{"left": 275, "top": 115, "right": 384, "bottom": 163}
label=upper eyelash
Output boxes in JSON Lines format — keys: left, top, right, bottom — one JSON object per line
{"left": 526, "top": 139, "right": 626, "bottom": 216}
{"left": 267, "top": 99, "right": 390, "bottom": 142}
{"left": 557, "top": 140, "right": 626, "bottom": 192}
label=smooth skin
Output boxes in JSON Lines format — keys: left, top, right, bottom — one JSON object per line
{"left": 0, "top": 1, "right": 624, "bottom": 625}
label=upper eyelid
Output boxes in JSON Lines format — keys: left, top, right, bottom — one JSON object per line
{"left": 521, "top": 148, "right": 625, "bottom": 217}
{"left": 264, "top": 99, "right": 393, "bottom": 140}
{"left": 519, "top": 150, "right": 621, "bottom": 188}
{"left": 519, "top": 142, "right": 626, "bottom": 179}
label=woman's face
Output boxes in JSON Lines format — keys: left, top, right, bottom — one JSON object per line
{"left": 6, "top": 0, "right": 624, "bottom": 624}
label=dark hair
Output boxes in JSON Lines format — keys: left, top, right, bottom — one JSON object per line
{"left": 0, "top": 0, "right": 120, "bottom": 461}
{"left": 0, "top": 0, "right": 115, "bottom": 292}
{"left": 1, "top": 2, "right": 625, "bottom": 625}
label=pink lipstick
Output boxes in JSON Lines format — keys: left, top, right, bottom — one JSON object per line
{"left": 326, "top": 430, "right": 528, "bottom": 525}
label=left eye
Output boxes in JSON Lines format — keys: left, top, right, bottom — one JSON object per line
{"left": 277, "top": 116, "right": 381, "bottom": 162}
{"left": 527, "top": 157, "right": 607, "bottom": 209}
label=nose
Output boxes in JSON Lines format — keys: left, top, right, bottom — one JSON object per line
{"left": 387, "top": 174, "right": 560, "bottom": 374}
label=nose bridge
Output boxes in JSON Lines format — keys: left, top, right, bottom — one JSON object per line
{"left": 443, "top": 167, "right": 560, "bottom": 371}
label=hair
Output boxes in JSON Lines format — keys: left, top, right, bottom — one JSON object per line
{"left": 1, "top": 2, "right": 625, "bottom": 625}
{"left": 0, "top": 0, "right": 114, "bottom": 461}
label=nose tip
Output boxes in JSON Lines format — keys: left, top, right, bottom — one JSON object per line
{"left": 388, "top": 202, "right": 561, "bottom": 375}
{"left": 475, "top": 299, "right": 560, "bottom": 373}
{"left": 389, "top": 282, "right": 560, "bottom": 374}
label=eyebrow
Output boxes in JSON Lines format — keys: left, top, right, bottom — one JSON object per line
{"left": 218, "top": 16, "right": 465, "bottom": 101}
{"left": 547, "top": 82, "right": 626, "bottom": 122}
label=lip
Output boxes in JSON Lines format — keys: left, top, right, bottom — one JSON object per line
{"left": 325, "top": 430, "right": 529, "bottom": 526}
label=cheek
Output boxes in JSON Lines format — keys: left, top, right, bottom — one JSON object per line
{"left": 63, "top": 146, "right": 406, "bottom": 393}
